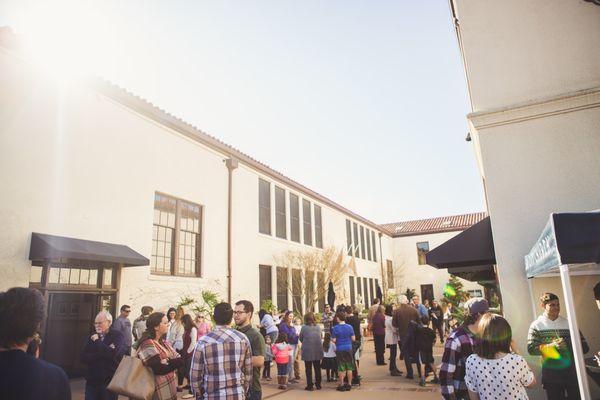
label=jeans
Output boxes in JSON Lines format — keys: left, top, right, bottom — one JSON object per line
{"left": 84, "top": 384, "right": 117, "bottom": 400}
{"left": 374, "top": 334, "right": 385, "bottom": 365}
{"left": 387, "top": 344, "right": 398, "bottom": 371}
{"left": 544, "top": 382, "right": 581, "bottom": 400}
{"left": 262, "top": 361, "right": 271, "bottom": 378}
{"left": 304, "top": 360, "right": 322, "bottom": 388}
{"left": 267, "top": 331, "right": 278, "bottom": 344}
{"left": 432, "top": 322, "right": 444, "bottom": 343}
{"left": 287, "top": 344, "right": 297, "bottom": 379}
{"left": 247, "top": 388, "right": 262, "bottom": 400}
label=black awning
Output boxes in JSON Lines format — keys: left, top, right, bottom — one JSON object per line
{"left": 426, "top": 216, "right": 496, "bottom": 270}
{"left": 29, "top": 232, "right": 149, "bottom": 267}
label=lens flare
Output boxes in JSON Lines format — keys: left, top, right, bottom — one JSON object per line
{"left": 540, "top": 345, "right": 561, "bottom": 360}
{"left": 444, "top": 284, "right": 456, "bottom": 297}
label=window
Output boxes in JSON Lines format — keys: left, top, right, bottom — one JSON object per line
{"left": 353, "top": 223, "right": 359, "bottom": 257}
{"left": 349, "top": 276, "right": 356, "bottom": 306}
{"left": 292, "top": 269, "right": 303, "bottom": 315}
{"left": 302, "top": 199, "right": 312, "bottom": 246}
{"left": 314, "top": 205, "right": 323, "bottom": 248}
{"left": 259, "top": 265, "right": 272, "bottom": 306}
{"left": 259, "top": 179, "right": 271, "bottom": 235}
{"left": 366, "top": 229, "right": 372, "bottom": 261}
{"left": 416, "top": 241, "right": 429, "bottom": 265}
{"left": 372, "top": 232, "right": 378, "bottom": 262}
{"left": 152, "top": 193, "right": 202, "bottom": 276}
{"left": 276, "top": 267, "right": 288, "bottom": 311}
{"left": 346, "top": 220, "right": 352, "bottom": 255}
{"left": 386, "top": 260, "right": 394, "bottom": 289}
{"left": 363, "top": 278, "right": 370, "bottom": 307}
{"left": 369, "top": 278, "right": 375, "bottom": 304}
{"left": 317, "top": 272, "right": 325, "bottom": 312}
{"left": 305, "top": 270, "right": 315, "bottom": 312}
{"left": 275, "top": 186, "right": 286, "bottom": 239}
{"left": 290, "top": 193, "right": 300, "bottom": 243}
{"left": 468, "top": 289, "right": 483, "bottom": 298}
{"left": 359, "top": 226, "right": 365, "bottom": 259}
{"left": 356, "top": 277, "right": 363, "bottom": 303}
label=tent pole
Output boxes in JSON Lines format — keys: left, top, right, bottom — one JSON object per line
{"left": 559, "top": 264, "right": 591, "bottom": 400}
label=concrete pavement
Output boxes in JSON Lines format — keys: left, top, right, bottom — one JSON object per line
{"left": 71, "top": 338, "right": 443, "bottom": 400}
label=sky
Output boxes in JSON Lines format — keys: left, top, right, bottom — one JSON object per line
{"left": 0, "top": 1, "right": 485, "bottom": 224}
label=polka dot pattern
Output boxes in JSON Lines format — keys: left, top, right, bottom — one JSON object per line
{"left": 465, "top": 353, "right": 535, "bottom": 399}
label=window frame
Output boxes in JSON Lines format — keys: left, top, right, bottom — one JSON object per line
{"left": 302, "top": 199, "right": 313, "bottom": 246}
{"left": 314, "top": 204, "right": 323, "bottom": 248}
{"left": 259, "top": 179, "right": 272, "bottom": 235}
{"left": 416, "top": 241, "right": 430, "bottom": 265}
{"left": 290, "top": 193, "right": 300, "bottom": 243}
{"left": 274, "top": 186, "right": 287, "bottom": 239}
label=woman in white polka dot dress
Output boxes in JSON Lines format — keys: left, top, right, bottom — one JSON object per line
{"left": 465, "top": 314, "right": 536, "bottom": 400}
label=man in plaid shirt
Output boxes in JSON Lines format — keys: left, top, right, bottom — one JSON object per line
{"left": 190, "top": 302, "right": 253, "bottom": 400}
{"left": 439, "top": 298, "right": 488, "bottom": 400}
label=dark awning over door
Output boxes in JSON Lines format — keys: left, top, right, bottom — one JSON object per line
{"left": 525, "top": 211, "right": 600, "bottom": 278}
{"left": 425, "top": 217, "right": 496, "bottom": 282}
{"left": 29, "top": 232, "right": 149, "bottom": 267}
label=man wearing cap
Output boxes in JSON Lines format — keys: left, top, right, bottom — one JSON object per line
{"left": 527, "top": 292, "right": 589, "bottom": 400}
{"left": 439, "top": 298, "right": 489, "bottom": 400}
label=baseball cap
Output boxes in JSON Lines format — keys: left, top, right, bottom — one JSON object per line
{"left": 464, "top": 298, "right": 489, "bottom": 316}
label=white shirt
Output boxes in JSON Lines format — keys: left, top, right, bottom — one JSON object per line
{"left": 465, "top": 353, "right": 534, "bottom": 400}
{"left": 186, "top": 327, "right": 198, "bottom": 354}
{"left": 384, "top": 315, "right": 398, "bottom": 345}
{"left": 324, "top": 342, "right": 336, "bottom": 358}
{"left": 167, "top": 320, "right": 185, "bottom": 350}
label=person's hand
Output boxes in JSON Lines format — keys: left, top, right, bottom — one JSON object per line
{"left": 91, "top": 334, "right": 99, "bottom": 341}
{"left": 160, "top": 358, "right": 169, "bottom": 365}
{"left": 109, "top": 344, "right": 115, "bottom": 349}
{"left": 553, "top": 338, "right": 566, "bottom": 350}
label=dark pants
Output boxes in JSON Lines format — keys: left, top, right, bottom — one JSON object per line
{"left": 544, "top": 382, "right": 581, "bottom": 400}
{"left": 262, "top": 361, "right": 271, "bottom": 378}
{"left": 85, "top": 384, "right": 117, "bottom": 400}
{"left": 374, "top": 334, "right": 385, "bottom": 365}
{"left": 304, "top": 360, "right": 322, "bottom": 388}
{"left": 247, "top": 388, "right": 262, "bottom": 400}
{"left": 387, "top": 344, "right": 398, "bottom": 371}
{"left": 432, "top": 322, "right": 444, "bottom": 343}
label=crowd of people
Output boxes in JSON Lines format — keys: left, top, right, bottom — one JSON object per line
{"left": 1, "top": 285, "right": 599, "bottom": 400}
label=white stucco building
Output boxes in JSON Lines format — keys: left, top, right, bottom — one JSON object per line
{"left": 447, "top": 1, "right": 600, "bottom": 398}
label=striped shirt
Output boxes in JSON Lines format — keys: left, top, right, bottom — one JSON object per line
{"left": 190, "top": 326, "right": 253, "bottom": 400}
{"left": 439, "top": 326, "right": 476, "bottom": 399}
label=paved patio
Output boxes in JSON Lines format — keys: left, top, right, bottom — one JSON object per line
{"left": 71, "top": 338, "right": 443, "bottom": 400}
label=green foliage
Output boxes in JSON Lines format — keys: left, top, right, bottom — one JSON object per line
{"left": 176, "top": 296, "right": 196, "bottom": 309}
{"left": 383, "top": 291, "right": 399, "bottom": 306}
{"left": 404, "top": 287, "right": 416, "bottom": 300}
{"left": 442, "top": 275, "right": 470, "bottom": 325}
{"left": 260, "top": 299, "right": 278, "bottom": 314}
{"left": 176, "top": 290, "right": 222, "bottom": 323}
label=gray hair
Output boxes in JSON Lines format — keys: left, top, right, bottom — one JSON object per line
{"left": 96, "top": 310, "right": 113, "bottom": 323}
{"left": 398, "top": 295, "right": 409, "bottom": 304}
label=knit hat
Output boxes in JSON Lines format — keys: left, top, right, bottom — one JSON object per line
{"left": 464, "top": 297, "right": 489, "bottom": 316}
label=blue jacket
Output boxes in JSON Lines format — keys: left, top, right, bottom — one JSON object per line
{"left": 278, "top": 323, "right": 298, "bottom": 345}
{"left": 80, "top": 328, "right": 125, "bottom": 385}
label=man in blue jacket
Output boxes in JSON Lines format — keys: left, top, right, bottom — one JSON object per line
{"left": 80, "top": 311, "right": 125, "bottom": 400}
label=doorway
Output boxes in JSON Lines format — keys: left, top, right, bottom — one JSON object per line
{"left": 44, "top": 292, "right": 116, "bottom": 377}
{"left": 420, "top": 284, "right": 434, "bottom": 304}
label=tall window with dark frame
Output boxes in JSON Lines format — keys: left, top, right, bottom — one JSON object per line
{"left": 372, "top": 232, "right": 378, "bottom": 262}
{"left": 317, "top": 272, "right": 325, "bottom": 312}
{"left": 259, "top": 265, "right": 272, "bottom": 306}
{"left": 151, "top": 193, "right": 202, "bottom": 277}
{"left": 353, "top": 223, "right": 359, "bottom": 257}
{"left": 356, "top": 277, "right": 362, "bottom": 301}
{"left": 275, "top": 186, "right": 287, "bottom": 239}
{"left": 259, "top": 179, "right": 271, "bottom": 235}
{"left": 386, "top": 260, "right": 394, "bottom": 289}
{"left": 363, "top": 278, "right": 370, "bottom": 307}
{"left": 305, "top": 270, "right": 315, "bottom": 312}
{"left": 369, "top": 278, "right": 375, "bottom": 304}
{"left": 349, "top": 276, "right": 356, "bottom": 306}
{"left": 359, "top": 226, "right": 366, "bottom": 259}
{"left": 366, "top": 229, "right": 372, "bottom": 261}
{"left": 302, "top": 199, "right": 312, "bottom": 246}
{"left": 346, "top": 220, "right": 352, "bottom": 255}
{"left": 290, "top": 193, "right": 300, "bottom": 243}
{"left": 416, "top": 241, "right": 429, "bottom": 265}
{"left": 292, "top": 269, "right": 303, "bottom": 315}
{"left": 314, "top": 205, "right": 323, "bottom": 248}
{"left": 276, "top": 267, "right": 289, "bottom": 311}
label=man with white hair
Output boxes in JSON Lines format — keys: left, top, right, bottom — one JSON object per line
{"left": 80, "top": 310, "right": 126, "bottom": 400}
{"left": 392, "top": 294, "right": 419, "bottom": 378}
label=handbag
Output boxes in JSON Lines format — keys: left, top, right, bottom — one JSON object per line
{"left": 107, "top": 354, "right": 155, "bottom": 400}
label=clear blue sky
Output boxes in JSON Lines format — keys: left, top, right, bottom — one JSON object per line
{"left": 0, "top": 1, "right": 485, "bottom": 223}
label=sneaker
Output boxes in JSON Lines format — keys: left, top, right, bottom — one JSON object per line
{"left": 315, "top": 384, "right": 322, "bottom": 390}
{"left": 336, "top": 385, "right": 346, "bottom": 392}
{"left": 304, "top": 386, "right": 314, "bottom": 391}
{"left": 390, "top": 370, "right": 402, "bottom": 376}
{"left": 344, "top": 384, "right": 352, "bottom": 391}
{"left": 431, "top": 377, "right": 440, "bottom": 384}
{"left": 419, "top": 378, "right": 426, "bottom": 387}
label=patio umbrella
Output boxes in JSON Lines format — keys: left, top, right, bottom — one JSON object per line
{"left": 327, "top": 282, "right": 336, "bottom": 309}
{"left": 376, "top": 284, "right": 383, "bottom": 301}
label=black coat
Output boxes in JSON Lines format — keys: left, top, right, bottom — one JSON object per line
{"left": 80, "top": 328, "right": 125, "bottom": 385}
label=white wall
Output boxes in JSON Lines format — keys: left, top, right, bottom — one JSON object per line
{"left": 390, "top": 231, "right": 484, "bottom": 302}
{"left": 455, "top": 0, "right": 600, "bottom": 111}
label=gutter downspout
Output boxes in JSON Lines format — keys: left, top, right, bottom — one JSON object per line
{"left": 378, "top": 232, "right": 385, "bottom": 296}
{"left": 447, "top": 0, "right": 474, "bottom": 112}
{"left": 225, "top": 158, "right": 238, "bottom": 303}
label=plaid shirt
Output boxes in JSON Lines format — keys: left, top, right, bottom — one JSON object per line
{"left": 190, "top": 326, "right": 253, "bottom": 400}
{"left": 439, "top": 326, "right": 475, "bottom": 399}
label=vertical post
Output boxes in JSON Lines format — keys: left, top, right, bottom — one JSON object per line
{"left": 225, "top": 158, "right": 238, "bottom": 304}
{"left": 559, "top": 264, "right": 591, "bottom": 400}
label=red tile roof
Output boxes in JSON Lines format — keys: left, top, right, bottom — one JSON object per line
{"left": 380, "top": 212, "right": 488, "bottom": 237}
